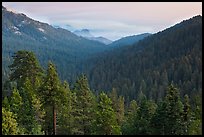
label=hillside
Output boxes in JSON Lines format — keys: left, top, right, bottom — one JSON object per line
{"left": 88, "top": 15, "right": 202, "bottom": 103}
{"left": 108, "top": 33, "right": 151, "bottom": 47}
{"left": 2, "top": 6, "right": 108, "bottom": 83}
{"left": 2, "top": 5, "right": 202, "bottom": 135}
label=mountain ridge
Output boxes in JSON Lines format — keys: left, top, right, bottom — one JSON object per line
{"left": 87, "top": 15, "right": 202, "bottom": 102}
{"left": 108, "top": 33, "right": 151, "bottom": 47}
{"left": 73, "top": 29, "right": 112, "bottom": 45}
{"left": 2, "top": 5, "right": 108, "bottom": 83}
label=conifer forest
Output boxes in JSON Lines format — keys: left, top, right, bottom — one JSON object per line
{"left": 2, "top": 3, "right": 202, "bottom": 135}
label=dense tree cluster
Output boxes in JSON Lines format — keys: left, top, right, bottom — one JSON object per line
{"left": 87, "top": 15, "right": 202, "bottom": 106}
{"left": 2, "top": 50, "right": 202, "bottom": 135}
{"left": 2, "top": 5, "right": 109, "bottom": 89}
{"left": 2, "top": 9, "right": 202, "bottom": 135}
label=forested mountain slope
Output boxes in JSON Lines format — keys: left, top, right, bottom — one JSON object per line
{"left": 88, "top": 15, "right": 202, "bottom": 103}
{"left": 2, "top": 7, "right": 202, "bottom": 135}
{"left": 108, "top": 33, "right": 151, "bottom": 47}
{"left": 2, "top": 6, "right": 108, "bottom": 84}
{"left": 2, "top": 5, "right": 202, "bottom": 105}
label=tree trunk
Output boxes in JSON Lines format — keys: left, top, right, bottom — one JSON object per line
{"left": 53, "top": 105, "right": 56, "bottom": 135}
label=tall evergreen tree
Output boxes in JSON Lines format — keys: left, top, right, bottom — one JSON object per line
{"left": 109, "top": 88, "right": 125, "bottom": 126}
{"left": 188, "top": 94, "right": 202, "bottom": 135}
{"left": 9, "top": 87, "right": 23, "bottom": 121}
{"left": 164, "top": 84, "right": 184, "bottom": 135}
{"left": 133, "top": 97, "right": 157, "bottom": 135}
{"left": 151, "top": 100, "right": 168, "bottom": 135}
{"left": 117, "top": 96, "right": 125, "bottom": 126}
{"left": 109, "top": 87, "right": 118, "bottom": 111}
{"left": 94, "top": 92, "right": 121, "bottom": 135}
{"left": 182, "top": 94, "right": 191, "bottom": 135}
{"left": 19, "top": 78, "right": 44, "bottom": 134}
{"left": 57, "top": 81, "right": 77, "bottom": 135}
{"left": 39, "top": 61, "right": 67, "bottom": 135}
{"left": 73, "top": 74, "right": 96, "bottom": 135}
{"left": 9, "top": 87, "right": 26, "bottom": 134}
{"left": 9, "top": 50, "right": 43, "bottom": 89}
{"left": 122, "top": 100, "right": 138, "bottom": 135}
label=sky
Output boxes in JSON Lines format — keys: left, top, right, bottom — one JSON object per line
{"left": 2, "top": 2, "right": 202, "bottom": 41}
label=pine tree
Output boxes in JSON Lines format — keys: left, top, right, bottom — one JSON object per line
{"left": 39, "top": 61, "right": 67, "bottom": 135}
{"left": 19, "top": 78, "right": 44, "bottom": 134}
{"left": 2, "top": 107, "right": 19, "bottom": 135}
{"left": 94, "top": 92, "right": 121, "bottom": 135}
{"left": 57, "top": 81, "right": 76, "bottom": 135}
{"left": 164, "top": 84, "right": 184, "bottom": 135}
{"left": 109, "top": 87, "right": 118, "bottom": 111}
{"left": 9, "top": 87, "right": 23, "bottom": 120}
{"left": 73, "top": 74, "right": 96, "bottom": 135}
{"left": 182, "top": 94, "right": 191, "bottom": 135}
{"left": 133, "top": 96, "right": 157, "bottom": 135}
{"left": 150, "top": 100, "right": 168, "bottom": 135}
{"left": 9, "top": 87, "right": 26, "bottom": 134}
{"left": 122, "top": 100, "right": 138, "bottom": 135}
{"left": 188, "top": 94, "right": 202, "bottom": 135}
{"left": 109, "top": 88, "right": 125, "bottom": 126}
{"left": 117, "top": 96, "right": 125, "bottom": 126}
{"left": 109, "top": 88, "right": 124, "bottom": 126}
{"left": 9, "top": 50, "right": 43, "bottom": 89}
{"left": 2, "top": 96, "right": 11, "bottom": 111}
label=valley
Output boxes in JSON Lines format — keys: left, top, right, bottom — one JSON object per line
{"left": 2, "top": 4, "right": 202, "bottom": 135}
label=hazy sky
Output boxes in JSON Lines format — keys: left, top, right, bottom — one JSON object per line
{"left": 2, "top": 2, "right": 202, "bottom": 40}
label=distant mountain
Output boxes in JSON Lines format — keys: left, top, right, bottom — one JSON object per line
{"left": 87, "top": 36, "right": 112, "bottom": 45}
{"left": 108, "top": 33, "right": 151, "bottom": 47}
{"left": 74, "top": 29, "right": 94, "bottom": 37}
{"left": 2, "top": 6, "right": 108, "bottom": 83}
{"left": 87, "top": 15, "right": 202, "bottom": 102}
{"left": 73, "top": 29, "right": 112, "bottom": 45}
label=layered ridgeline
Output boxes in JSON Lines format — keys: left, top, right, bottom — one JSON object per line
{"left": 88, "top": 15, "right": 202, "bottom": 103}
{"left": 2, "top": 6, "right": 108, "bottom": 84}
{"left": 2, "top": 5, "right": 202, "bottom": 105}
{"left": 108, "top": 33, "right": 151, "bottom": 48}
{"left": 74, "top": 29, "right": 113, "bottom": 45}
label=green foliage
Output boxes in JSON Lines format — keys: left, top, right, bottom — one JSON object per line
{"left": 2, "top": 96, "right": 11, "bottom": 111}
{"left": 117, "top": 96, "right": 125, "bottom": 126}
{"left": 122, "top": 100, "right": 138, "bottom": 135}
{"left": 9, "top": 87, "right": 23, "bottom": 118}
{"left": 182, "top": 94, "right": 191, "bottom": 134}
{"left": 2, "top": 107, "right": 19, "bottom": 135}
{"left": 8, "top": 50, "right": 43, "bottom": 89}
{"left": 57, "top": 81, "right": 76, "bottom": 135}
{"left": 109, "top": 88, "right": 125, "bottom": 126}
{"left": 94, "top": 92, "right": 121, "bottom": 135}
{"left": 39, "top": 61, "right": 67, "bottom": 135}
{"left": 72, "top": 74, "right": 97, "bottom": 135}
{"left": 18, "top": 78, "right": 44, "bottom": 134}
{"left": 2, "top": 6, "right": 108, "bottom": 87}
{"left": 2, "top": 10, "right": 202, "bottom": 136}
{"left": 151, "top": 84, "right": 187, "bottom": 135}
{"left": 40, "top": 61, "right": 63, "bottom": 107}
{"left": 131, "top": 97, "right": 157, "bottom": 135}
{"left": 150, "top": 100, "right": 168, "bottom": 135}
{"left": 88, "top": 15, "right": 202, "bottom": 104}
{"left": 164, "top": 84, "right": 184, "bottom": 135}
{"left": 188, "top": 93, "right": 202, "bottom": 135}
{"left": 3, "top": 17, "right": 202, "bottom": 134}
